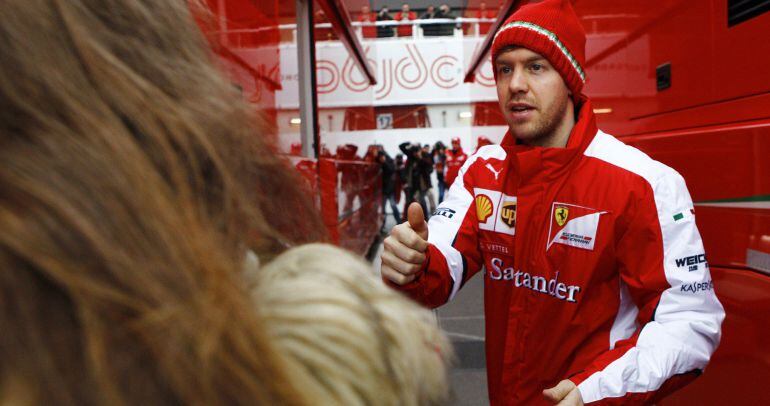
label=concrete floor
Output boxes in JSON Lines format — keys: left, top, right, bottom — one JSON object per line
{"left": 374, "top": 214, "right": 489, "bottom": 406}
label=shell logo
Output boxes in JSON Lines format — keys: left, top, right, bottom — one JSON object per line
{"left": 476, "top": 194, "right": 494, "bottom": 223}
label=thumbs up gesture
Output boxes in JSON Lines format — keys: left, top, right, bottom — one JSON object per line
{"left": 381, "top": 203, "right": 429, "bottom": 285}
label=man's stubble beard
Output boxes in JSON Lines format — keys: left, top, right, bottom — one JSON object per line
{"left": 512, "top": 95, "right": 570, "bottom": 145}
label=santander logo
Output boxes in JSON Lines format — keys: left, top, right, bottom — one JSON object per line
{"left": 488, "top": 257, "right": 582, "bottom": 303}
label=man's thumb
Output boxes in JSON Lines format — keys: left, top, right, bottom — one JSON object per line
{"left": 542, "top": 380, "right": 574, "bottom": 404}
{"left": 407, "top": 202, "right": 429, "bottom": 240}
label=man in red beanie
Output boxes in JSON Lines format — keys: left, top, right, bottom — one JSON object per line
{"left": 381, "top": 0, "right": 724, "bottom": 404}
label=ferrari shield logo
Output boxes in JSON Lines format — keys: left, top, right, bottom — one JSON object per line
{"left": 500, "top": 201, "right": 517, "bottom": 228}
{"left": 554, "top": 206, "right": 569, "bottom": 227}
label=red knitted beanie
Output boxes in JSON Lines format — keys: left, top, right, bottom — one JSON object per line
{"left": 491, "top": 0, "right": 586, "bottom": 99}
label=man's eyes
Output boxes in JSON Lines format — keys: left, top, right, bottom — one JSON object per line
{"left": 496, "top": 63, "right": 545, "bottom": 74}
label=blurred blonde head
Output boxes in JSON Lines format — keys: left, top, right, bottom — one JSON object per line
{"left": 251, "top": 244, "right": 452, "bottom": 406}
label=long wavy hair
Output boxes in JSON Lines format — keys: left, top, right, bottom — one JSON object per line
{"left": 0, "top": 0, "right": 323, "bottom": 404}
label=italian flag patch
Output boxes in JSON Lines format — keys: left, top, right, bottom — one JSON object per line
{"left": 673, "top": 208, "right": 696, "bottom": 222}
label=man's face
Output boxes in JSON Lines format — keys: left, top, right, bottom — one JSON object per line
{"left": 495, "top": 47, "right": 571, "bottom": 143}
{"left": 427, "top": 5, "right": 435, "bottom": 12}
{"left": 362, "top": 5, "right": 370, "bottom": 13}
{"left": 402, "top": 4, "right": 409, "bottom": 12}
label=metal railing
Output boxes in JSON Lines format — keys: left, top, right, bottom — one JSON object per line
{"left": 215, "top": 18, "right": 496, "bottom": 47}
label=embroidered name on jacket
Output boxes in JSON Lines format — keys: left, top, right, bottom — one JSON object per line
{"left": 489, "top": 257, "right": 582, "bottom": 303}
{"left": 547, "top": 202, "right": 606, "bottom": 251}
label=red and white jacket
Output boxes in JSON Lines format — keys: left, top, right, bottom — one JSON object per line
{"left": 394, "top": 100, "right": 724, "bottom": 405}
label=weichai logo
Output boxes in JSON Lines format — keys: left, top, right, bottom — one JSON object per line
{"left": 675, "top": 253, "right": 708, "bottom": 272}
{"left": 488, "top": 257, "right": 582, "bottom": 303}
{"left": 476, "top": 194, "right": 493, "bottom": 223}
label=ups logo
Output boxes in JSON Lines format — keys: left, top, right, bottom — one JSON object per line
{"left": 500, "top": 201, "right": 517, "bottom": 228}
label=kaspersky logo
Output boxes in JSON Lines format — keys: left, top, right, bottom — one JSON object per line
{"left": 489, "top": 257, "right": 582, "bottom": 303}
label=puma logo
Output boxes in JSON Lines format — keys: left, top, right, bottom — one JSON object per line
{"left": 486, "top": 163, "right": 502, "bottom": 180}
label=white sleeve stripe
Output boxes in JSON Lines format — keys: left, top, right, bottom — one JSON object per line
{"left": 427, "top": 145, "right": 507, "bottom": 301}
{"left": 608, "top": 279, "right": 638, "bottom": 350}
{"left": 578, "top": 132, "right": 724, "bottom": 402}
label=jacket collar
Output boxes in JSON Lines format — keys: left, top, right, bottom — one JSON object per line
{"left": 499, "top": 95, "right": 598, "bottom": 184}
{"left": 500, "top": 95, "right": 597, "bottom": 152}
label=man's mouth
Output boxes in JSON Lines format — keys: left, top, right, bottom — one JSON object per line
{"left": 508, "top": 102, "right": 535, "bottom": 113}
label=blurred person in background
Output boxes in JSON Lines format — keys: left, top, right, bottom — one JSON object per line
{"left": 432, "top": 141, "right": 447, "bottom": 203}
{"left": 444, "top": 137, "right": 467, "bottom": 188}
{"left": 249, "top": 243, "right": 452, "bottom": 405}
{"left": 475, "top": 1, "right": 496, "bottom": 35}
{"left": 395, "top": 153, "right": 407, "bottom": 218}
{"left": 378, "top": 150, "right": 400, "bottom": 229}
{"left": 399, "top": 142, "right": 428, "bottom": 220}
{"left": 435, "top": 4, "right": 457, "bottom": 36}
{"left": 421, "top": 144, "right": 436, "bottom": 215}
{"left": 420, "top": 5, "right": 438, "bottom": 36}
{"left": 394, "top": 3, "right": 417, "bottom": 37}
{"left": 337, "top": 144, "right": 361, "bottom": 215}
{"left": 358, "top": 5, "right": 377, "bottom": 39}
{"left": 475, "top": 135, "right": 493, "bottom": 153}
{"left": 376, "top": 6, "right": 395, "bottom": 38}
{"left": 0, "top": 0, "right": 328, "bottom": 404}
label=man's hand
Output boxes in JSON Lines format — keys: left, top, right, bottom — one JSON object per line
{"left": 543, "top": 380, "right": 583, "bottom": 406}
{"left": 381, "top": 203, "right": 429, "bottom": 285}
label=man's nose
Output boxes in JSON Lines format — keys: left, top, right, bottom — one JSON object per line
{"left": 508, "top": 69, "right": 528, "bottom": 94}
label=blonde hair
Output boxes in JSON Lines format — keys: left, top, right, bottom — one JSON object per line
{"left": 0, "top": 0, "right": 323, "bottom": 403}
{"left": 250, "top": 244, "right": 453, "bottom": 406}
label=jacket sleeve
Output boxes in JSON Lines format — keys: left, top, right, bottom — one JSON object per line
{"left": 573, "top": 169, "right": 724, "bottom": 404}
{"left": 388, "top": 152, "right": 484, "bottom": 308}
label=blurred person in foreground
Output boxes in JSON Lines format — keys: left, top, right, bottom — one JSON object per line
{"left": 0, "top": 0, "right": 329, "bottom": 403}
{"left": 249, "top": 243, "right": 452, "bottom": 406}
{"left": 380, "top": 0, "right": 724, "bottom": 404}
